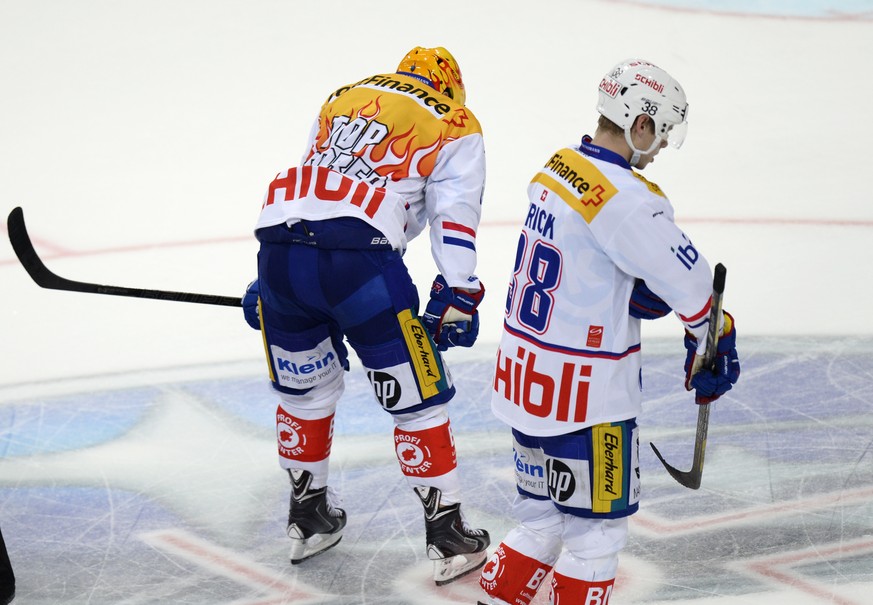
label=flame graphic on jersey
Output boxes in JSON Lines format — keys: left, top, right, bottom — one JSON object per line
{"left": 310, "top": 98, "right": 384, "bottom": 153}
{"left": 311, "top": 116, "right": 331, "bottom": 157}
{"left": 368, "top": 126, "right": 442, "bottom": 180}
{"left": 310, "top": 95, "right": 445, "bottom": 180}
{"left": 357, "top": 97, "right": 382, "bottom": 120}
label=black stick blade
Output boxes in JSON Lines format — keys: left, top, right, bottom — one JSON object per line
{"left": 649, "top": 441, "right": 702, "bottom": 490}
{"left": 7, "top": 206, "right": 68, "bottom": 290}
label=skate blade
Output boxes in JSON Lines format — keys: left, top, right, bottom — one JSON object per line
{"left": 289, "top": 532, "right": 343, "bottom": 565}
{"left": 433, "top": 549, "right": 488, "bottom": 586}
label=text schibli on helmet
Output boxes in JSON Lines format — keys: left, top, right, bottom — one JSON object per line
{"left": 596, "top": 59, "right": 689, "bottom": 156}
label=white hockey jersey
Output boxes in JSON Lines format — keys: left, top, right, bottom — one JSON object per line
{"left": 491, "top": 139, "right": 715, "bottom": 436}
{"left": 255, "top": 72, "right": 485, "bottom": 290}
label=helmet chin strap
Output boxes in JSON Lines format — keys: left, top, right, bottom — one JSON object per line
{"left": 624, "top": 130, "right": 663, "bottom": 168}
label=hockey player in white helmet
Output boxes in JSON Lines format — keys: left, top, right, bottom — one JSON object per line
{"left": 478, "top": 59, "right": 740, "bottom": 604}
{"left": 596, "top": 58, "right": 689, "bottom": 168}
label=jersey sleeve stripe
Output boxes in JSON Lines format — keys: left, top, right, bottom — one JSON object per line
{"left": 686, "top": 318, "right": 709, "bottom": 330}
{"left": 442, "top": 236, "right": 476, "bottom": 251}
{"left": 443, "top": 221, "right": 476, "bottom": 237}
{"left": 678, "top": 297, "right": 711, "bottom": 324}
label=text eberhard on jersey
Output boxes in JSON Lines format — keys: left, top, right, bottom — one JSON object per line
{"left": 492, "top": 144, "right": 715, "bottom": 437}
{"left": 255, "top": 73, "right": 485, "bottom": 290}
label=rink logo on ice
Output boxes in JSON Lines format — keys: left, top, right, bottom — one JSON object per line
{"left": 270, "top": 339, "right": 341, "bottom": 390}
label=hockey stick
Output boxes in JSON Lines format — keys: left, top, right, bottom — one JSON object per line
{"left": 649, "top": 262, "right": 726, "bottom": 490}
{"left": 6, "top": 206, "right": 242, "bottom": 307}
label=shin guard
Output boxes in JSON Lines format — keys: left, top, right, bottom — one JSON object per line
{"left": 276, "top": 404, "right": 335, "bottom": 487}
{"left": 479, "top": 543, "right": 555, "bottom": 605}
{"left": 549, "top": 572, "right": 615, "bottom": 605}
{"left": 394, "top": 418, "right": 459, "bottom": 499}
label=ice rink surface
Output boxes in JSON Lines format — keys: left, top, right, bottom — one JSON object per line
{"left": 1, "top": 0, "right": 872, "bottom": 603}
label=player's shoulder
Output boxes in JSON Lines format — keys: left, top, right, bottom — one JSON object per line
{"left": 322, "top": 73, "right": 482, "bottom": 139}
{"left": 527, "top": 146, "right": 621, "bottom": 223}
{"left": 629, "top": 171, "right": 667, "bottom": 199}
{"left": 440, "top": 106, "right": 481, "bottom": 138}
{"left": 530, "top": 145, "right": 673, "bottom": 224}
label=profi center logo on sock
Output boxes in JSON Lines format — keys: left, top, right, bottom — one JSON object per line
{"left": 395, "top": 434, "right": 431, "bottom": 474}
{"left": 276, "top": 414, "right": 305, "bottom": 458}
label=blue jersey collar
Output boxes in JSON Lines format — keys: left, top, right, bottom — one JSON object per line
{"left": 579, "top": 135, "right": 631, "bottom": 169}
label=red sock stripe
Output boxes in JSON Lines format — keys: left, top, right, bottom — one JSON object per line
{"left": 394, "top": 421, "right": 457, "bottom": 478}
{"left": 550, "top": 572, "right": 615, "bottom": 605}
{"left": 479, "top": 543, "right": 553, "bottom": 605}
{"left": 275, "top": 405, "right": 334, "bottom": 463}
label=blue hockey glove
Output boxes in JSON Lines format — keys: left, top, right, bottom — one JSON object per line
{"left": 421, "top": 274, "right": 485, "bottom": 352}
{"left": 242, "top": 279, "right": 261, "bottom": 330}
{"left": 629, "top": 278, "right": 672, "bottom": 320}
{"left": 684, "top": 311, "right": 740, "bottom": 404}
{"left": 436, "top": 314, "right": 480, "bottom": 351}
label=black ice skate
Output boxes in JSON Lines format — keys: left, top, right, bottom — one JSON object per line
{"left": 415, "top": 486, "right": 490, "bottom": 586}
{"left": 287, "top": 470, "right": 347, "bottom": 564}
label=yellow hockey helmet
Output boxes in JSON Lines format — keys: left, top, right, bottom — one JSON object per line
{"left": 396, "top": 46, "right": 466, "bottom": 106}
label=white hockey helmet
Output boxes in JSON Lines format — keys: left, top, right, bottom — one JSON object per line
{"left": 596, "top": 59, "right": 689, "bottom": 164}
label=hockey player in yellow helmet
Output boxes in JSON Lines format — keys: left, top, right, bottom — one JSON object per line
{"left": 396, "top": 46, "right": 466, "bottom": 106}
{"left": 242, "top": 45, "right": 487, "bottom": 587}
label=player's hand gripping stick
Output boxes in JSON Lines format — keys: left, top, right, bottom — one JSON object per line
{"left": 421, "top": 274, "right": 484, "bottom": 352}
{"left": 650, "top": 263, "right": 733, "bottom": 490}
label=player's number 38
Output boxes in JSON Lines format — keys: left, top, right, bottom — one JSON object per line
{"left": 506, "top": 232, "right": 563, "bottom": 334}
